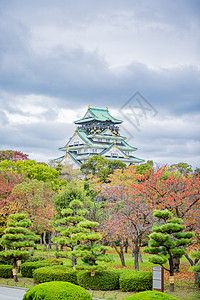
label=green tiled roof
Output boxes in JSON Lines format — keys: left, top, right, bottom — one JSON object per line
{"left": 121, "top": 140, "right": 137, "bottom": 151}
{"left": 68, "top": 152, "right": 82, "bottom": 166}
{"left": 74, "top": 107, "right": 122, "bottom": 124}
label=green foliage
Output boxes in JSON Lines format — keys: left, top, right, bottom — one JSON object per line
{"left": 119, "top": 271, "right": 152, "bottom": 292}
{"left": 145, "top": 209, "right": 194, "bottom": 281}
{"left": 33, "top": 265, "right": 77, "bottom": 284}
{"left": 0, "top": 265, "right": 12, "bottom": 278}
{"left": 125, "top": 290, "right": 179, "bottom": 299}
{"left": 170, "top": 162, "right": 192, "bottom": 175}
{"left": 72, "top": 220, "right": 112, "bottom": 271}
{"left": 190, "top": 251, "right": 200, "bottom": 275}
{"left": 21, "top": 259, "right": 63, "bottom": 278}
{"left": 22, "top": 281, "right": 92, "bottom": 300}
{"left": 54, "top": 182, "right": 89, "bottom": 215}
{"left": 136, "top": 161, "right": 153, "bottom": 176}
{"left": 77, "top": 270, "right": 119, "bottom": 290}
{"left": 80, "top": 155, "right": 126, "bottom": 182}
{"left": 0, "top": 159, "right": 65, "bottom": 191}
{"left": 0, "top": 214, "right": 38, "bottom": 266}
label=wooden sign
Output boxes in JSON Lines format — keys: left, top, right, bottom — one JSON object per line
{"left": 153, "top": 266, "right": 164, "bottom": 292}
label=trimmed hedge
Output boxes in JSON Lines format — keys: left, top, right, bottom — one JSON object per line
{"left": 119, "top": 271, "right": 152, "bottom": 292}
{"left": 22, "top": 281, "right": 92, "bottom": 300}
{"left": 33, "top": 265, "right": 77, "bottom": 284}
{"left": 77, "top": 270, "right": 119, "bottom": 290}
{"left": 0, "top": 265, "right": 12, "bottom": 278}
{"left": 126, "top": 290, "right": 179, "bottom": 299}
{"left": 21, "top": 258, "right": 63, "bottom": 278}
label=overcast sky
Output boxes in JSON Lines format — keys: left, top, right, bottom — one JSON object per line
{"left": 0, "top": 0, "right": 199, "bottom": 169}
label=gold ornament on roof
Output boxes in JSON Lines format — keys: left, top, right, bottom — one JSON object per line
{"left": 106, "top": 106, "right": 108, "bottom": 110}
{"left": 88, "top": 104, "right": 91, "bottom": 109}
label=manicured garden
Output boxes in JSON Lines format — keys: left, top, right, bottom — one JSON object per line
{"left": 0, "top": 246, "right": 199, "bottom": 300}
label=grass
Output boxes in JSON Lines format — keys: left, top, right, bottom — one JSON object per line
{"left": 0, "top": 246, "right": 199, "bottom": 300}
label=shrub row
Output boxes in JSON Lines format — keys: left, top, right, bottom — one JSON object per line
{"left": 22, "top": 281, "right": 92, "bottom": 300}
{"left": 21, "top": 258, "right": 63, "bottom": 278}
{"left": 77, "top": 270, "right": 120, "bottom": 291}
{"left": 32, "top": 266, "right": 152, "bottom": 292}
{"left": 119, "top": 270, "right": 152, "bottom": 292}
{"left": 0, "top": 265, "right": 12, "bottom": 278}
{"left": 33, "top": 266, "right": 77, "bottom": 285}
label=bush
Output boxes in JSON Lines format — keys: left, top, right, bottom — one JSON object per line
{"left": 119, "top": 271, "right": 152, "bottom": 292}
{"left": 33, "top": 265, "right": 77, "bottom": 284}
{"left": 0, "top": 265, "right": 12, "bottom": 278}
{"left": 26, "top": 256, "right": 45, "bottom": 262}
{"left": 77, "top": 270, "right": 119, "bottom": 290}
{"left": 22, "top": 281, "right": 92, "bottom": 300}
{"left": 126, "top": 290, "right": 179, "bottom": 299}
{"left": 21, "top": 258, "right": 63, "bottom": 278}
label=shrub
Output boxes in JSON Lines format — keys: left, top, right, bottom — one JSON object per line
{"left": 33, "top": 265, "right": 77, "bottom": 284}
{"left": 26, "top": 256, "right": 45, "bottom": 262}
{"left": 22, "top": 281, "right": 92, "bottom": 300}
{"left": 126, "top": 290, "right": 179, "bottom": 299}
{"left": 0, "top": 265, "right": 12, "bottom": 278}
{"left": 77, "top": 270, "right": 119, "bottom": 290}
{"left": 119, "top": 271, "right": 152, "bottom": 292}
{"left": 21, "top": 258, "right": 63, "bottom": 278}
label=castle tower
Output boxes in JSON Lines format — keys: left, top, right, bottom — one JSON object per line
{"left": 56, "top": 106, "right": 144, "bottom": 169}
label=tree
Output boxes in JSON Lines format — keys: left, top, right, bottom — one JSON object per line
{"left": 0, "top": 150, "right": 29, "bottom": 162}
{"left": 80, "top": 156, "right": 126, "bottom": 182}
{"left": 100, "top": 209, "right": 128, "bottom": 267}
{"left": 170, "top": 162, "right": 192, "bottom": 175}
{"left": 190, "top": 251, "right": 200, "bottom": 285}
{"left": 0, "top": 159, "right": 66, "bottom": 191}
{"left": 72, "top": 220, "right": 111, "bottom": 274}
{"left": 54, "top": 182, "right": 90, "bottom": 217}
{"left": 145, "top": 209, "right": 194, "bottom": 292}
{"left": 10, "top": 180, "right": 55, "bottom": 239}
{"left": 0, "top": 170, "right": 25, "bottom": 236}
{"left": 0, "top": 213, "right": 38, "bottom": 282}
{"left": 100, "top": 194, "right": 153, "bottom": 270}
{"left": 52, "top": 199, "right": 88, "bottom": 267}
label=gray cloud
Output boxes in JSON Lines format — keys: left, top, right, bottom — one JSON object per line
{"left": 0, "top": 0, "right": 199, "bottom": 168}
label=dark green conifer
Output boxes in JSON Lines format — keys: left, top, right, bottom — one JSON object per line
{"left": 145, "top": 209, "right": 194, "bottom": 292}
{"left": 0, "top": 213, "right": 38, "bottom": 282}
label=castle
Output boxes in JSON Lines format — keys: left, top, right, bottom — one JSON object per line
{"left": 55, "top": 106, "right": 144, "bottom": 169}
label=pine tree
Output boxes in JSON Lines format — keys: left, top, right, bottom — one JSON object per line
{"left": 145, "top": 209, "right": 194, "bottom": 292}
{"left": 0, "top": 213, "right": 38, "bottom": 282}
{"left": 72, "top": 220, "right": 112, "bottom": 275}
{"left": 52, "top": 199, "right": 89, "bottom": 267}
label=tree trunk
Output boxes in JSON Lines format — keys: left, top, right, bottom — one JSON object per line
{"left": 13, "top": 261, "right": 18, "bottom": 282}
{"left": 195, "top": 272, "right": 199, "bottom": 285}
{"left": 72, "top": 256, "right": 77, "bottom": 268}
{"left": 132, "top": 239, "right": 140, "bottom": 270}
{"left": 173, "top": 257, "right": 180, "bottom": 273}
{"left": 184, "top": 253, "right": 199, "bottom": 285}
{"left": 139, "top": 248, "right": 143, "bottom": 263}
{"left": 169, "top": 256, "right": 175, "bottom": 292}
{"left": 125, "top": 238, "right": 128, "bottom": 254}
{"left": 43, "top": 230, "right": 47, "bottom": 251}
{"left": 17, "top": 260, "right": 21, "bottom": 273}
{"left": 48, "top": 232, "right": 53, "bottom": 251}
{"left": 113, "top": 242, "right": 125, "bottom": 267}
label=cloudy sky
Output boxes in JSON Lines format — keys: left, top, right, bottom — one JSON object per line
{"left": 0, "top": 0, "right": 199, "bottom": 169}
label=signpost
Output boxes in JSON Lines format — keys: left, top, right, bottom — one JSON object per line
{"left": 153, "top": 266, "right": 164, "bottom": 292}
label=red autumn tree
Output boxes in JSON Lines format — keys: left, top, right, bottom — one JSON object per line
{"left": 129, "top": 166, "right": 200, "bottom": 278}
{"left": 10, "top": 179, "right": 55, "bottom": 236}
{"left": 0, "top": 150, "right": 29, "bottom": 162}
